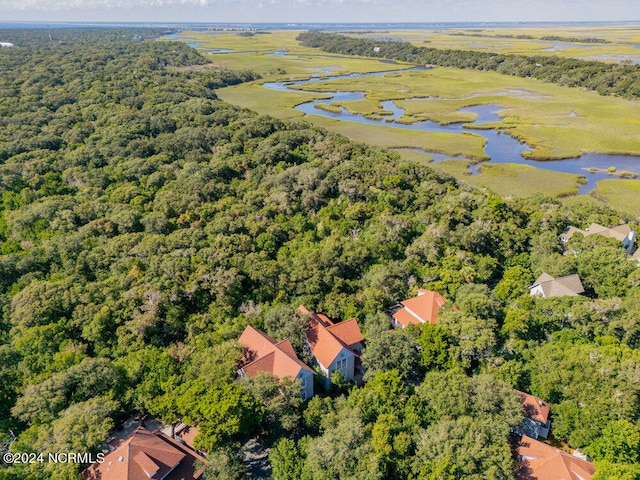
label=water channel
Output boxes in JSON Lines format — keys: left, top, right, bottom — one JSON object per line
{"left": 263, "top": 69, "right": 640, "bottom": 194}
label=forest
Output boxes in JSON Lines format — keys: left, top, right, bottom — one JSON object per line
{"left": 297, "top": 31, "right": 640, "bottom": 99}
{"left": 0, "top": 28, "right": 640, "bottom": 479}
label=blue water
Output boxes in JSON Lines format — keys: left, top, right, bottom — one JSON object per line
{"left": 262, "top": 70, "right": 640, "bottom": 194}
{"left": 203, "top": 48, "right": 234, "bottom": 54}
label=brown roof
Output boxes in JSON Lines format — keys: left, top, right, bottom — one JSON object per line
{"left": 517, "top": 390, "right": 550, "bottom": 424}
{"left": 531, "top": 273, "right": 585, "bottom": 298}
{"left": 392, "top": 289, "right": 450, "bottom": 326}
{"left": 83, "top": 426, "right": 207, "bottom": 480}
{"left": 301, "top": 306, "right": 363, "bottom": 369}
{"left": 516, "top": 435, "right": 594, "bottom": 480}
{"left": 238, "top": 326, "right": 314, "bottom": 380}
{"left": 176, "top": 425, "right": 199, "bottom": 449}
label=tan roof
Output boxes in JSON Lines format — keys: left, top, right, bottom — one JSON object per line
{"left": 517, "top": 390, "right": 550, "bottom": 424}
{"left": 516, "top": 435, "right": 594, "bottom": 480}
{"left": 560, "top": 226, "right": 583, "bottom": 241}
{"left": 83, "top": 426, "right": 207, "bottom": 480}
{"left": 239, "top": 326, "right": 314, "bottom": 379}
{"left": 562, "top": 223, "right": 632, "bottom": 242}
{"left": 392, "top": 289, "right": 450, "bottom": 326}
{"left": 531, "top": 273, "right": 584, "bottom": 298}
{"left": 301, "top": 306, "right": 363, "bottom": 369}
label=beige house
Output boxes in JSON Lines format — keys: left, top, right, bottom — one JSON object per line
{"left": 529, "top": 273, "right": 584, "bottom": 298}
{"left": 561, "top": 223, "right": 637, "bottom": 255}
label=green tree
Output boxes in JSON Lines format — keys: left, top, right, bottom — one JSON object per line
{"left": 585, "top": 420, "right": 640, "bottom": 464}
{"left": 361, "top": 329, "right": 420, "bottom": 381}
{"left": 270, "top": 438, "right": 304, "bottom": 480}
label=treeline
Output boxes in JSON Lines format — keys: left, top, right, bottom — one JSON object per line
{"left": 451, "top": 31, "right": 610, "bottom": 44}
{"left": 298, "top": 31, "right": 640, "bottom": 99}
{"left": 1, "top": 29, "right": 640, "bottom": 480}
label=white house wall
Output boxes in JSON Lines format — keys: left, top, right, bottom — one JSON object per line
{"left": 297, "top": 369, "right": 315, "bottom": 401}
{"left": 329, "top": 348, "right": 355, "bottom": 383}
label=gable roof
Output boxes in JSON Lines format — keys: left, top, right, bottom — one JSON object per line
{"left": 326, "top": 319, "right": 364, "bottom": 346}
{"left": 517, "top": 390, "right": 550, "bottom": 424}
{"left": 301, "top": 306, "right": 363, "bottom": 369}
{"left": 238, "top": 326, "right": 314, "bottom": 380}
{"left": 83, "top": 426, "right": 207, "bottom": 480}
{"left": 530, "top": 273, "right": 585, "bottom": 298}
{"left": 516, "top": 435, "right": 594, "bottom": 480}
{"left": 392, "top": 289, "right": 450, "bottom": 327}
{"left": 562, "top": 223, "right": 633, "bottom": 242}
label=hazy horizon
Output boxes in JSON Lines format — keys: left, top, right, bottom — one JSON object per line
{"left": 1, "top": 0, "right": 638, "bottom": 25}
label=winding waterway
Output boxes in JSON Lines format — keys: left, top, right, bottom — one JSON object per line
{"left": 263, "top": 69, "right": 640, "bottom": 194}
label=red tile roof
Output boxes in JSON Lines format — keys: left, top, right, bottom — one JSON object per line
{"left": 327, "top": 318, "right": 364, "bottom": 346}
{"left": 517, "top": 390, "right": 550, "bottom": 424}
{"left": 83, "top": 426, "right": 206, "bottom": 480}
{"left": 176, "top": 425, "right": 199, "bottom": 450}
{"left": 516, "top": 435, "right": 594, "bottom": 480}
{"left": 238, "top": 326, "right": 314, "bottom": 380}
{"left": 300, "top": 306, "right": 363, "bottom": 369}
{"left": 393, "top": 289, "right": 451, "bottom": 326}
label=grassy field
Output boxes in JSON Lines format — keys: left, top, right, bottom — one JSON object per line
{"left": 175, "top": 30, "right": 412, "bottom": 80}
{"left": 168, "top": 29, "right": 640, "bottom": 210}
{"left": 217, "top": 83, "right": 328, "bottom": 119}
{"left": 346, "top": 25, "right": 640, "bottom": 64}
{"left": 293, "top": 67, "right": 640, "bottom": 159}
{"left": 306, "top": 115, "right": 489, "bottom": 160}
{"left": 591, "top": 180, "right": 640, "bottom": 219}
{"left": 424, "top": 160, "right": 583, "bottom": 197}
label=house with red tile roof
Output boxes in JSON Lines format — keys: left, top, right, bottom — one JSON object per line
{"left": 83, "top": 426, "right": 207, "bottom": 480}
{"left": 391, "top": 289, "right": 452, "bottom": 328}
{"left": 516, "top": 390, "right": 551, "bottom": 440}
{"left": 515, "top": 435, "right": 594, "bottom": 480}
{"left": 238, "top": 325, "right": 315, "bottom": 400}
{"left": 299, "top": 305, "right": 364, "bottom": 389}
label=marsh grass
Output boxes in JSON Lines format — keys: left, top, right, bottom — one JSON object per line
{"left": 346, "top": 25, "right": 640, "bottom": 63}
{"left": 307, "top": 115, "right": 489, "bottom": 160}
{"left": 432, "top": 161, "right": 582, "bottom": 197}
{"left": 294, "top": 67, "right": 640, "bottom": 159}
{"left": 591, "top": 180, "right": 640, "bottom": 219}
{"left": 177, "top": 29, "right": 640, "bottom": 208}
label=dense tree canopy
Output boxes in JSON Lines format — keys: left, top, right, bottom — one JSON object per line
{"left": 1, "top": 28, "right": 639, "bottom": 479}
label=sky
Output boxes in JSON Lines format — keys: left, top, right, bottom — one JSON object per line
{"left": 1, "top": 0, "right": 638, "bottom": 24}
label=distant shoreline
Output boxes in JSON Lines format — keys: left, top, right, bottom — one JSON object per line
{"left": 2, "top": 20, "right": 640, "bottom": 30}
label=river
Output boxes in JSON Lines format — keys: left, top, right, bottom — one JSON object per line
{"left": 262, "top": 69, "right": 640, "bottom": 194}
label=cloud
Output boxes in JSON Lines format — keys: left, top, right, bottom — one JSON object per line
{"left": 4, "top": 0, "right": 220, "bottom": 10}
{"left": 4, "top": 0, "right": 389, "bottom": 11}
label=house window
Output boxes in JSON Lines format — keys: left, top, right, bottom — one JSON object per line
{"left": 300, "top": 376, "right": 306, "bottom": 388}
{"left": 301, "top": 390, "right": 307, "bottom": 401}
{"left": 336, "top": 358, "right": 347, "bottom": 370}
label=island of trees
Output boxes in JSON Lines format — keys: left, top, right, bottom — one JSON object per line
{"left": 297, "top": 31, "right": 640, "bottom": 99}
